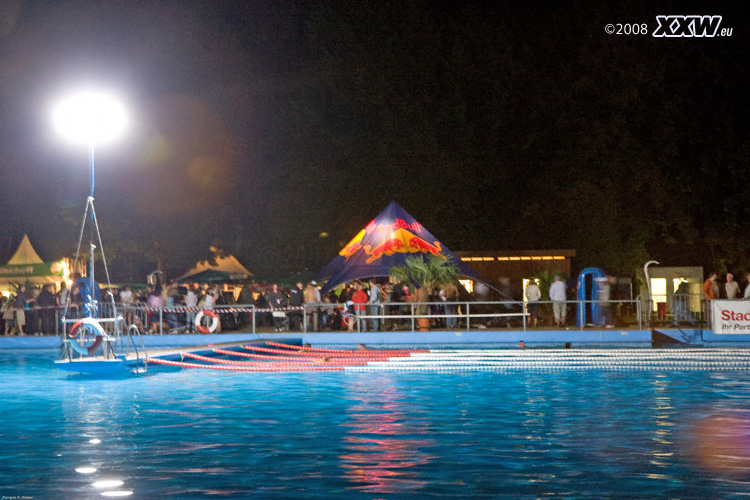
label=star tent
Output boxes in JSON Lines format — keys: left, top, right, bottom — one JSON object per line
{"left": 315, "top": 201, "right": 483, "bottom": 293}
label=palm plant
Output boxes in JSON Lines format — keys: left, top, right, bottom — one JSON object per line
{"left": 389, "top": 255, "right": 460, "bottom": 315}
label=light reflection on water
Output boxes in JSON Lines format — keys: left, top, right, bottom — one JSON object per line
{"left": 3, "top": 351, "right": 750, "bottom": 498}
{"left": 340, "top": 375, "right": 436, "bottom": 493}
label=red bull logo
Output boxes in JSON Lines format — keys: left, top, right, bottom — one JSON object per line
{"left": 363, "top": 237, "right": 405, "bottom": 264}
{"left": 361, "top": 228, "right": 446, "bottom": 263}
{"left": 339, "top": 229, "right": 366, "bottom": 260}
{"left": 365, "top": 218, "right": 423, "bottom": 237}
{"left": 409, "top": 236, "right": 445, "bottom": 258}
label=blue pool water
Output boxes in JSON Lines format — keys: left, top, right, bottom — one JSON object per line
{"left": 2, "top": 349, "right": 750, "bottom": 499}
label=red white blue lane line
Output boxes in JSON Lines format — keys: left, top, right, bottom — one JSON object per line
{"left": 146, "top": 344, "right": 750, "bottom": 372}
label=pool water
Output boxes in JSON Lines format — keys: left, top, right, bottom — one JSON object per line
{"left": 2, "top": 349, "right": 750, "bottom": 499}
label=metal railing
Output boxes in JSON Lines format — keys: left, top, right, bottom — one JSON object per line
{"left": 646, "top": 293, "right": 707, "bottom": 327}
{"left": 36, "top": 298, "right": 645, "bottom": 335}
{"left": 4, "top": 293, "right": 719, "bottom": 337}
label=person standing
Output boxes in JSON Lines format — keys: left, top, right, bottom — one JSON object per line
{"left": 549, "top": 275, "right": 567, "bottom": 327}
{"left": 525, "top": 279, "right": 541, "bottom": 327}
{"left": 725, "top": 273, "right": 740, "bottom": 299}
{"left": 147, "top": 285, "right": 166, "bottom": 333}
{"left": 237, "top": 285, "right": 254, "bottom": 327}
{"left": 368, "top": 279, "right": 382, "bottom": 332}
{"left": 15, "top": 284, "right": 28, "bottom": 335}
{"left": 389, "top": 283, "right": 403, "bottom": 330}
{"left": 745, "top": 273, "right": 750, "bottom": 300}
{"left": 703, "top": 272, "right": 717, "bottom": 301}
{"left": 266, "top": 284, "right": 287, "bottom": 332}
{"left": 596, "top": 276, "right": 615, "bottom": 328}
{"left": 119, "top": 285, "right": 135, "bottom": 326}
{"left": 3, "top": 295, "right": 15, "bottom": 335}
{"left": 673, "top": 278, "right": 695, "bottom": 325}
{"left": 288, "top": 282, "right": 304, "bottom": 332}
{"left": 304, "top": 281, "right": 321, "bottom": 332}
{"left": 70, "top": 285, "right": 83, "bottom": 319}
{"left": 442, "top": 282, "right": 459, "bottom": 329}
{"left": 351, "top": 282, "right": 368, "bottom": 331}
{"left": 36, "top": 285, "right": 56, "bottom": 335}
{"left": 185, "top": 285, "right": 198, "bottom": 332}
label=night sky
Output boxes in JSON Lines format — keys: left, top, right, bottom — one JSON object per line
{"left": 0, "top": 1, "right": 747, "bottom": 283}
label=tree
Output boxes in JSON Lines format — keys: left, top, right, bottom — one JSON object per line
{"left": 389, "top": 255, "right": 459, "bottom": 315}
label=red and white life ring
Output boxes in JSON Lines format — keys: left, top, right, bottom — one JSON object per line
{"left": 195, "top": 309, "right": 219, "bottom": 334}
{"left": 67, "top": 318, "right": 106, "bottom": 356}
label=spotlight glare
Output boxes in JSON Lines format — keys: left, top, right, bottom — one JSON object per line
{"left": 53, "top": 90, "right": 127, "bottom": 145}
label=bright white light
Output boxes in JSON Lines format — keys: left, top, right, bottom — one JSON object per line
{"left": 93, "top": 480, "right": 124, "bottom": 489}
{"left": 53, "top": 90, "right": 127, "bottom": 145}
{"left": 89, "top": 438, "right": 102, "bottom": 444}
{"left": 76, "top": 466, "right": 97, "bottom": 474}
{"left": 101, "top": 491, "right": 133, "bottom": 497}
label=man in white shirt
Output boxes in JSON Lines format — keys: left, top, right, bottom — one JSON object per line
{"left": 525, "top": 279, "right": 541, "bottom": 327}
{"left": 549, "top": 275, "right": 567, "bottom": 327}
{"left": 725, "top": 273, "right": 740, "bottom": 299}
{"left": 185, "top": 285, "right": 198, "bottom": 332}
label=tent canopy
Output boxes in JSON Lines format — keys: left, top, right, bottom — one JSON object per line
{"left": 315, "top": 201, "right": 483, "bottom": 294}
{"left": 0, "top": 234, "right": 67, "bottom": 287}
{"left": 177, "top": 250, "right": 253, "bottom": 283}
{"left": 7, "top": 234, "right": 44, "bottom": 265}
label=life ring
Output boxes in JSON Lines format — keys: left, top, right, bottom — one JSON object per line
{"left": 195, "top": 309, "right": 219, "bottom": 334}
{"left": 68, "top": 318, "right": 106, "bottom": 356}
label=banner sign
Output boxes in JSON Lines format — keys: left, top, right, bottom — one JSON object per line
{"left": 712, "top": 300, "right": 750, "bottom": 334}
{"left": 0, "top": 261, "right": 66, "bottom": 278}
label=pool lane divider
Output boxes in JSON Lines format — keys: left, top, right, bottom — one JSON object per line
{"left": 146, "top": 343, "right": 750, "bottom": 372}
{"left": 146, "top": 357, "right": 346, "bottom": 371}
{"left": 240, "top": 344, "right": 421, "bottom": 357}
{"left": 265, "top": 341, "right": 430, "bottom": 355}
{"left": 213, "top": 348, "right": 392, "bottom": 363}
{"left": 185, "top": 351, "right": 371, "bottom": 367}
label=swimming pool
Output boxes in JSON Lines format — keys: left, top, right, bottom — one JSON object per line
{"left": 2, "top": 349, "right": 750, "bottom": 498}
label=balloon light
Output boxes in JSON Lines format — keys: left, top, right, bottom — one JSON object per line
{"left": 52, "top": 90, "right": 127, "bottom": 145}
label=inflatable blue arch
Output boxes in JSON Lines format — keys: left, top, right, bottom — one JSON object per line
{"left": 577, "top": 267, "right": 607, "bottom": 327}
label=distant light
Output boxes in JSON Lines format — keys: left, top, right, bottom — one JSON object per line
{"left": 100, "top": 491, "right": 133, "bottom": 497}
{"left": 53, "top": 90, "right": 127, "bottom": 145}
{"left": 89, "top": 438, "right": 101, "bottom": 444}
{"left": 76, "top": 466, "right": 97, "bottom": 474}
{"left": 319, "top": 232, "right": 329, "bottom": 238}
{"left": 93, "top": 480, "right": 124, "bottom": 489}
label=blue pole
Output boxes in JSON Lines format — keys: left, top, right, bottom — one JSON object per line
{"left": 89, "top": 143, "right": 95, "bottom": 198}
{"left": 88, "top": 143, "right": 96, "bottom": 318}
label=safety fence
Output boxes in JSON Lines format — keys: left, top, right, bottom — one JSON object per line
{"left": 4, "top": 298, "right": 651, "bottom": 337}
{"left": 6, "top": 295, "right": 724, "bottom": 336}
{"left": 2, "top": 291, "right": 729, "bottom": 339}
{"left": 107, "top": 299, "right": 646, "bottom": 334}
{"left": 648, "top": 292, "right": 708, "bottom": 326}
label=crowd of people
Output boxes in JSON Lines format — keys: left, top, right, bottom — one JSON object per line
{"left": 0, "top": 277, "right": 465, "bottom": 335}
{"left": 238, "top": 279, "right": 460, "bottom": 333}
{"left": 4, "top": 270, "right": 745, "bottom": 336}
{"left": 0, "top": 281, "right": 231, "bottom": 336}
{"left": 701, "top": 272, "right": 750, "bottom": 300}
